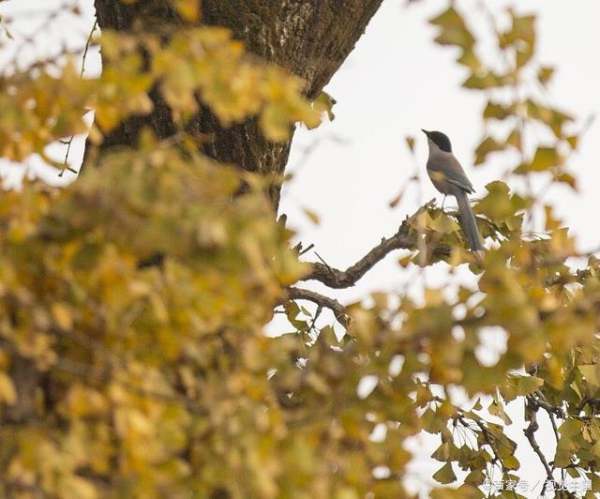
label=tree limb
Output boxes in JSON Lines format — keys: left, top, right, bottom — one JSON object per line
{"left": 300, "top": 219, "right": 419, "bottom": 289}
{"left": 287, "top": 287, "right": 349, "bottom": 328}
{"left": 298, "top": 199, "right": 467, "bottom": 288}
{"left": 524, "top": 400, "right": 554, "bottom": 491}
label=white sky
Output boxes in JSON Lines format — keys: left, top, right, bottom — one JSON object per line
{"left": 1, "top": 0, "right": 599, "bottom": 496}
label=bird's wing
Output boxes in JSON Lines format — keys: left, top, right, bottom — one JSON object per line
{"left": 443, "top": 155, "right": 475, "bottom": 193}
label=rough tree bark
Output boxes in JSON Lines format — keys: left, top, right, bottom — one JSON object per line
{"left": 92, "top": 0, "right": 384, "bottom": 208}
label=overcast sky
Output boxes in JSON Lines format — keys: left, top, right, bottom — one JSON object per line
{"left": 1, "top": 0, "right": 599, "bottom": 496}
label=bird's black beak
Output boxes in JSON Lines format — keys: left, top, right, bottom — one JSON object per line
{"left": 421, "top": 129, "right": 430, "bottom": 136}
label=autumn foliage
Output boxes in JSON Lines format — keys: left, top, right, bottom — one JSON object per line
{"left": 0, "top": 1, "right": 599, "bottom": 498}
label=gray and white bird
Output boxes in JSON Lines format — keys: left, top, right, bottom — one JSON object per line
{"left": 422, "top": 129, "right": 483, "bottom": 252}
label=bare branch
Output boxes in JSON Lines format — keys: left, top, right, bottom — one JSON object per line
{"left": 300, "top": 219, "right": 418, "bottom": 288}
{"left": 529, "top": 393, "right": 565, "bottom": 418}
{"left": 299, "top": 201, "right": 456, "bottom": 289}
{"left": 524, "top": 399, "right": 554, "bottom": 490}
{"left": 287, "top": 287, "right": 349, "bottom": 328}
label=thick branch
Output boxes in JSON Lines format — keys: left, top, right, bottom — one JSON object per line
{"left": 300, "top": 219, "right": 418, "bottom": 288}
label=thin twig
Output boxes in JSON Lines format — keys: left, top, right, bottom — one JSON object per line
{"left": 298, "top": 243, "right": 314, "bottom": 256}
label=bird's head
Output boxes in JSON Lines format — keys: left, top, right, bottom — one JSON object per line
{"left": 421, "top": 129, "right": 452, "bottom": 153}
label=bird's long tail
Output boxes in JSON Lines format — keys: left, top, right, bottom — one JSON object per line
{"left": 455, "top": 191, "right": 483, "bottom": 252}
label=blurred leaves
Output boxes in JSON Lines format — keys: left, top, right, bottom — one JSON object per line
{"left": 0, "top": 25, "right": 324, "bottom": 165}
{"left": 430, "top": 7, "right": 475, "bottom": 51}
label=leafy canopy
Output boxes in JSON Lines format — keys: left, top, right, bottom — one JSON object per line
{"left": 0, "top": 1, "right": 599, "bottom": 498}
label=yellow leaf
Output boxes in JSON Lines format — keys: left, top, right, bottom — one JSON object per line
{"left": 429, "top": 7, "right": 475, "bottom": 49}
{"left": 64, "top": 384, "right": 108, "bottom": 417}
{"left": 483, "top": 101, "right": 515, "bottom": 121}
{"left": 173, "top": 0, "right": 201, "bottom": 22}
{"left": 302, "top": 207, "right": 320, "bottom": 225}
{"left": 433, "top": 462, "right": 456, "bottom": 484}
{"left": 474, "top": 136, "right": 505, "bottom": 165}
{"left": 579, "top": 365, "right": 600, "bottom": 387}
{"left": 538, "top": 66, "right": 555, "bottom": 86}
{"left": 311, "top": 91, "right": 336, "bottom": 122}
{"left": 489, "top": 399, "right": 512, "bottom": 425}
{"left": 51, "top": 303, "right": 73, "bottom": 330}
{"left": 398, "top": 253, "right": 413, "bottom": 268}
{"left": 0, "top": 373, "right": 16, "bottom": 405}
{"left": 529, "top": 147, "right": 560, "bottom": 172}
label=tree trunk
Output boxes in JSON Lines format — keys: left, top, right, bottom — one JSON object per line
{"left": 92, "top": 0, "right": 384, "bottom": 208}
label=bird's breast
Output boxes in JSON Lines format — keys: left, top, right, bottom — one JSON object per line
{"left": 427, "top": 164, "right": 454, "bottom": 195}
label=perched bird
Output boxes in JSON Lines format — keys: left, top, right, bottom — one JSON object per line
{"left": 422, "top": 129, "right": 483, "bottom": 252}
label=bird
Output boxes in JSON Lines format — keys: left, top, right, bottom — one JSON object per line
{"left": 421, "top": 129, "right": 483, "bottom": 253}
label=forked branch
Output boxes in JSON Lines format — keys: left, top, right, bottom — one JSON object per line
{"left": 300, "top": 219, "right": 417, "bottom": 289}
